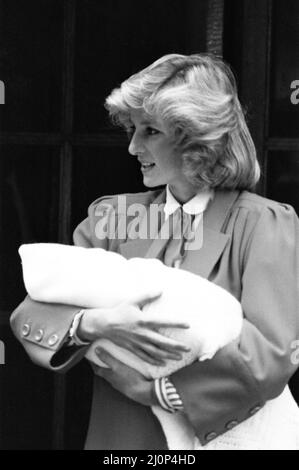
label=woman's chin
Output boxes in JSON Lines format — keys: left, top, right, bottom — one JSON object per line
{"left": 142, "top": 176, "right": 162, "bottom": 188}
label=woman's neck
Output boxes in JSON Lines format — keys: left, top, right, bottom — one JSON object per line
{"left": 168, "top": 183, "right": 198, "bottom": 204}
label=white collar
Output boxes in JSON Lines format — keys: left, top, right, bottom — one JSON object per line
{"left": 164, "top": 185, "right": 214, "bottom": 220}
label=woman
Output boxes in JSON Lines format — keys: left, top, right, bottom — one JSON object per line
{"left": 11, "top": 53, "right": 299, "bottom": 450}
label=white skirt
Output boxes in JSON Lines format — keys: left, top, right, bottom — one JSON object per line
{"left": 197, "top": 386, "right": 299, "bottom": 450}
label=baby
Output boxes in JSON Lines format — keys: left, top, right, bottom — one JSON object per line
{"left": 19, "top": 243, "right": 243, "bottom": 376}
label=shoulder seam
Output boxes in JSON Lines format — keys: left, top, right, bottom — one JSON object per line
{"left": 87, "top": 190, "right": 162, "bottom": 215}
{"left": 234, "top": 192, "right": 292, "bottom": 211}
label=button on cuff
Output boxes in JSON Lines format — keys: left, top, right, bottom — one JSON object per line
{"left": 22, "top": 324, "right": 31, "bottom": 337}
{"left": 225, "top": 420, "right": 238, "bottom": 430}
{"left": 48, "top": 334, "right": 59, "bottom": 347}
{"left": 205, "top": 431, "right": 217, "bottom": 442}
{"left": 249, "top": 405, "right": 262, "bottom": 416}
{"left": 34, "top": 329, "right": 44, "bottom": 342}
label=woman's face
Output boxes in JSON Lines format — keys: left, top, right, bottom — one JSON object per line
{"left": 127, "top": 109, "right": 193, "bottom": 199}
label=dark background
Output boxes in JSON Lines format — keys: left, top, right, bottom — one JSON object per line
{"left": 0, "top": 0, "right": 298, "bottom": 449}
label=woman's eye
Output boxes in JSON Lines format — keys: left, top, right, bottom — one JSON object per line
{"left": 125, "top": 125, "right": 160, "bottom": 139}
{"left": 145, "top": 127, "right": 159, "bottom": 136}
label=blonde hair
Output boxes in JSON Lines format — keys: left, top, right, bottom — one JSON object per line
{"left": 105, "top": 53, "right": 260, "bottom": 190}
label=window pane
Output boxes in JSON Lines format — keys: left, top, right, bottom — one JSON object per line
{"left": 71, "top": 145, "right": 145, "bottom": 231}
{"left": 266, "top": 151, "right": 299, "bottom": 214}
{"left": 0, "top": 0, "right": 63, "bottom": 132}
{"left": 74, "top": 0, "right": 207, "bottom": 132}
{"left": 0, "top": 325, "right": 54, "bottom": 449}
{"left": 269, "top": 0, "right": 299, "bottom": 137}
{"left": 64, "top": 361, "right": 93, "bottom": 450}
{"left": 0, "top": 145, "right": 60, "bottom": 311}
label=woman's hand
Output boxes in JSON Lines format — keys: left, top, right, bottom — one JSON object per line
{"left": 92, "top": 348, "right": 159, "bottom": 407}
{"left": 77, "top": 293, "right": 190, "bottom": 366}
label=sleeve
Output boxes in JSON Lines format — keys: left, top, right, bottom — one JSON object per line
{"left": 10, "top": 196, "right": 114, "bottom": 372}
{"left": 10, "top": 296, "right": 87, "bottom": 372}
{"left": 154, "top": 377, "right": 184, "bottom": 412}
{"left": 169, "top": 203, "right": 299, "bottom": 445}
{"left": 68, "top": 310, "right": 91, "bottom": 346}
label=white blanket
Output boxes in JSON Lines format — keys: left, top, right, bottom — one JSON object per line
{"left": 19, "top": 243, "right": 243, "bottom": 374}
{"left": 19, "top": 243, "right": 299, "bottom": 450}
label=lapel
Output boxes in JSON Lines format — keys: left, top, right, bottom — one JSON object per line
{"left": 180, "top": 190, "right": 240, "bottom": 278}
{"left": 119, "top": 188, "right": 240, "bottom": 280}
{"left": 180, "top": 227, "right": 229, "bottom": 278}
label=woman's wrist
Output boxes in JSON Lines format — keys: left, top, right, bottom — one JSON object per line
{"left": 133, "top": 380, "right": 160, "bottom": 407}
{"left": 76, "top": 309, "right": 97, "bottom": 342}
{"left": 150, "top": 380, "right": 160, "bottom": 407}
{"left": 77, "top": 307, "right": 114, "bottom": 342}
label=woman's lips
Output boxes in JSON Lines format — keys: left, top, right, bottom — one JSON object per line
{"left": 140, "top": 163, "right": 155, "bottom": 173}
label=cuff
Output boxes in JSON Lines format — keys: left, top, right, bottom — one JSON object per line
{"left": 68, "top": 310, "right": 91, "bottom": 346}
{"left": 154, "top": 376, "right": 184, "bottom": 413}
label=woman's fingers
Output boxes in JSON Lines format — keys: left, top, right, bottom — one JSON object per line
{"left": 133, "top": 328, "right": 191, "bottom": 353}
{"left": 137, "top": 342, "right": 183, "bottom": 361}
{"left": 134, "top": 292, "right": 162, "bottom": 310}
{"left": 126, "top": 345, "right": 166, "bottom": 366}
{"left": 103, "top": 330, "right": 185, "bottom": 363}
{"left": 109, "top": 327, "right": 190, "bottom": 354}
{"left": 125, "top": 335, "right": 184, "bottom": 361}
{"left": 103, "top": 337, "right": 166, "bottom": 365}
{"left": 137, "top": 320, "right": 190, "bottom": 330}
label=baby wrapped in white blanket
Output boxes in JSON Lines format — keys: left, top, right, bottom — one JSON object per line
{"left": 19, "top": 243, "right": 299, "bottom": 450}
{"left": 19, "top": 243, "right": 243, "bottom": 370}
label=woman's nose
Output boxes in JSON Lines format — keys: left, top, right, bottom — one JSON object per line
{"left": 128, "top": 132, "right": 144, "bottom": 156}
